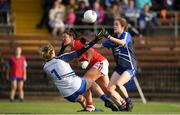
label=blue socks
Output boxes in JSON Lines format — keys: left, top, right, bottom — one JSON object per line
{"left": 126, "top": 97, "right": 131, "bottom": 103}
{"left": 118, "top": 105, "right": 126, "bottom": 111}
{"left": 100, "top": 94, "right": 109, "bottom": 102}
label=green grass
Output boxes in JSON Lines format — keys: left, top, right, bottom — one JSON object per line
{"left": 0, "top": 100, "right": 180, "bottom": 114}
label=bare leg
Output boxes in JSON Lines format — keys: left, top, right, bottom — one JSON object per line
{"left": 83, "top": 67, "right": 101, "bottom": 110}
{"left": 107, "top": 72, "right": 126, "bottom": 111}
{"left": 116, "top": 71, "right": 131, "bottom": 98}
{"left": 77, "top": 95, "right": 86, "bottom": 109}
{"left": 96, "top": 75, "right": 109, "bottom": 95}
{"left": 10, "top": 80, "right": 17, "bottom": 101}
{"left": 17, "top": 80, "right": 24, "bottom": 101}
{"left": 116, "top": 71, "right": 133, "bottom": 111}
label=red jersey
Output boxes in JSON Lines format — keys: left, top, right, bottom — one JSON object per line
{"left": 9, "top": 56, "right": 26, "bottom": 78}
{"left": 71, "top": 40, "right": 105, "bottom": 68}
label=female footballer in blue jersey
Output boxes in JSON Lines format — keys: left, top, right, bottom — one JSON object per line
{"left": 100, "top": 17, "right": 137, "bottom": 111}
{"left": 39, "top": 31, "right": 117, "bottom": 112}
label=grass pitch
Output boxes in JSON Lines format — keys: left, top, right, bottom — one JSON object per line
{"left": 0, "top": 99, "right": 180, "bottom": 114}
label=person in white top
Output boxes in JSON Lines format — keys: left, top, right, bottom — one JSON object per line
{"left": 39, "top": 30, "right": 118, "bottom": 112}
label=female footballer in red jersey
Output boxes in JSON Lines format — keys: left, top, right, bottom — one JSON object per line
{"left": 6, "top": 46, "right": 27, "bottom": 102}
{"left": 59, "top": 29, "right": 117, "bottom": 111}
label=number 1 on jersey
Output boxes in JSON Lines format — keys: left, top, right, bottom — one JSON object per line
{"left": 51, "top": 69, "right": 61, "bottom": 80}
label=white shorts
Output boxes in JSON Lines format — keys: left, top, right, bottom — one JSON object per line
{"left": 92, "top": 59, "right": 109, "bottom": 76}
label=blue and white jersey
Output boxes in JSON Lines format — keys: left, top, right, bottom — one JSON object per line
{"left": 43, "top": 55, "right": 82, "bottom": 97}
{"left": 102, "top": 32, "right": 137, "bottom": 71}
{"left": 43, "top": 38, "right": 101, "bottom": 97}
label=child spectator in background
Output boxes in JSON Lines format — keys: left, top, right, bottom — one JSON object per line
{"left": 66, "top": 8, "right": 76, "bottom": 29}
{"left": 6, "top": 46, "right": 27, "bottom": 102}
{"left": 48, "top": 0, "right": 65, "bottom": 36}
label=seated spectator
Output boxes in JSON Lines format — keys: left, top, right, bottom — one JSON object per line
{"left": 0, "top": 0, "right": 10, "bottom": 24}
{"left": 135, "top": 0, "right": 152, "bottom": 10}
{"left": 92, "top": 0, "right": 105, "bottom": 24}
{"left": 48, "top": 0, "right": 65, "bottom": 36}
{"left": 125, "top": 0, "right": 140, "bottom": 26}
{"left": 138, "top": 3, "right": 158, "bottom": 35}
{"left": 157, "top": 0, "right": 175, "bottom": 25}
{"left": 66, "top": 8, "right": 76, "bottom": 29}
{"left": 104, "top": 1, "right": 123, "bottom": 31}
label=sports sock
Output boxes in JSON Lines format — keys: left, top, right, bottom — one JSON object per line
{"left": 125, "top": 97, "right": 131, "bottom": 103}
{"left": 100, "top": 94, "right": 109, "bottom": 102}
{"left": 118, "top": 104, "right": 126, "bottom": 111}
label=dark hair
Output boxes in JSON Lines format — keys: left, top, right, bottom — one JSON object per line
{"left": 63, "top": 28, "right": 87, "bottom": 44}
{"left": 63, "top": 28, "right": 79, "bottom": 39}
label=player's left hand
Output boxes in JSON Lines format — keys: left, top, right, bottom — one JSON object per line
{"left": 95, "top": 28, "right": 105, "bottom": 39}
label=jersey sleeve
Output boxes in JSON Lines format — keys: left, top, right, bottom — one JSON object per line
{"left": 73, "top": 40, "right": 84, "bottom": 50}
{"left": 121, "top": 32, "right": 132, "bottom": 46}
{"left": 57, "top": 38, "right": 100, "bottom": 62}
{"left": 102, "top": 39, "right": 113, "bottom": 49}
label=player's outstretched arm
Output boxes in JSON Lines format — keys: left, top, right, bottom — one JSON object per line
{"left": 57, "top": 30, "right": 104, "bottom": 62}
{"left": 102, "top": 29, "right": 126, "bottom": 46}
{"left": 57, "top": 42, "right": 68, "bottom": 56}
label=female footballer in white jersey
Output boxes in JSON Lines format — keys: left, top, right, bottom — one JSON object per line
{"left": 39, "top": 32, "right": 117, "bottom": 112}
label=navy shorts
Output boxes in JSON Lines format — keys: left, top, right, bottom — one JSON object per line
{"left": 10, "top": 77, "right": 24, "bottom": 81}
{"left": 114, "top": 67, "right": 136, "bottom": 77}
{"left": 65, "top": 79, "right": 86, "bottom": 102}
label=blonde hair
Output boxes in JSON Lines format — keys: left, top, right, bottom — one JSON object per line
{"left": 115, "top": 17, "right": 128, "bottom": 31}
{"left": 39, "top": 44, "right": 54, "bottom": 60}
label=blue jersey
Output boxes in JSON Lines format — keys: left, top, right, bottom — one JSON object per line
{"left": 102, "top": 32, "right": 137, "bottom": 71}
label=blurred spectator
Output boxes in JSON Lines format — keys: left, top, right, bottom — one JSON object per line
{"left": 48, "top": 0, "right": 65, "bottom": 36}
{"left": 125, "top": 0, "right": 140, "bottom": 26}
{"left": 75, "top": 1, "right": 88, "bottom": 26}
{"left": 92, "top": 0, "right": 105, "bottom": 24}
{"left": 66, "top": 8, "right": 76, "bottom": 28}
{"left": 36, "top": 0, "right": 54, "bottom": 29}
{"left": 67, "top": 0, "right": 78, "bottom": 10}
{"left": 157, "top": 0, "right": 175, "bottom": 25}
{"left": 6, "top": 46, "right": 27, "bottom": 102}
{"left": 163, "top": 0, "right": 175, "bottom": 10}
{"left": 77, "top": 0, "right": 89, "bottom": 7}
{"left": 104, "top": 1, "right": 122, "bottom": 26}
{"left": 104, "top": 0, "right": 119, "bottom": 8}
{"left": 138, "top": 3, "right": 158, "bottom": 35}
{"left": 135, "top": 0, "right": 152, "bottom": 10}
{"left": 0, "top": 0, "right": 10, "bottom": 24}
